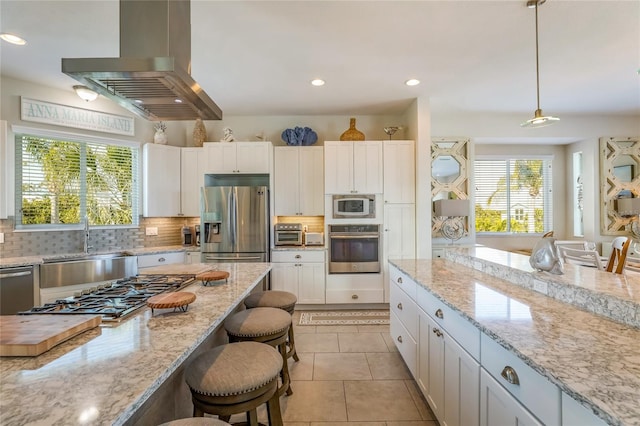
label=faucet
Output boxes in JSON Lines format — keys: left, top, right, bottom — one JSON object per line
{"left": 83, "top": 216, "right": 92, "bottom": 254}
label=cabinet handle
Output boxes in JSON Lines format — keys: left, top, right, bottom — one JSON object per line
{"left": 397, "top": 302, "right": 403, "bottom": 310}
{"left": 352, "top": 294, "right": 359, "bottom": 299}
{"left": 158, "top": 257, "right": 166, "bottom": 263}
{"left": 435, "top": 309, "right": 444, "bottom": 319}
{"left": 501, "top": 366, "right": 520, "bottom": 385}
{"left": 432, "top": 327, "right": 443, "bottom": 337}
{"left": 295, "top": 255, "right": 301, "bottom": 259}
{"left": 397, "top": 335, "right": 403, "bottom": 343}
{"left": 397, "top": 277, "right": 403, "bottom": 284}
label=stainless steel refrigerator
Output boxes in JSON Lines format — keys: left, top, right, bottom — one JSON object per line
{"left": 200, "top": 186, "right": 269, "bottom": 263}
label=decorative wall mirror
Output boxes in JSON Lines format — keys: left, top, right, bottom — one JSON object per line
{"left": 600, "top": 136, "right": 640, "bottom": 235}
{"left": 431, "top": 138, "right": 470, "bottom": 238}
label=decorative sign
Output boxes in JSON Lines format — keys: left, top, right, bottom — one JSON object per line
{"left": 20, "top": 97, "right": 135, "bottom": 136}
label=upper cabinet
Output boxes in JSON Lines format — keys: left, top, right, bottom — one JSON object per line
{"left": 204, "top": 142, "right": 271, "bottom": 174}
{"left": 274, "top": 146, "right": 324, "bottom": 216}
{"left": 324, "top": 140, "right": 383, "bottom": 194}
{"left": 143, "top": 143, "right": 182, "bottom": 217}
{"left": 181, "top": 147, "right": 207, "bottom": 217}
{"left": 384, "top": 140, "right": 415, "bottom": 204}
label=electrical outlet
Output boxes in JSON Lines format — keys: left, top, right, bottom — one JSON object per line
{"left": 146, "top": 227, "right": 158, "bottom": 236}
{"left": 533, "top": 279, "right": 548, "bottom": 295}
{"left": 0, "top": 232, "right": 4, "bottom": 244}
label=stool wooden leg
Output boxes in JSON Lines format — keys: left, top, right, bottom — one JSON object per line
{"left": 278, "top": 341, "right": 293, "bottom": 396}
{"left": 288, "top": 326, "right": 299, "bottom": 362}
{"left": 247, "top": 408, "right": 259, "bottom": 426}
{"left": 266, "top": 390, "right": 283, "bottom": 426}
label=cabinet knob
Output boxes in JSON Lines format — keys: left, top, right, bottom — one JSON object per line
{"left": 435, "top": 309, "right": 444, "bottom": 319}
{"left": 397, "top": 335, "right": 403, "bottom": 343}
{"left": 500, "top": 366, "right": 520, "bottom": 385}
{"left": 352, "top": 294, "right": 359, "bottom": 299}
{"left": 158, "top": 257, "right": 166, "bottom": 263}
{"left": 295, "top": 255, "right": 301, "bottom": 259}
{"left": 432, "top": 327, "right": 443, "bottom": 337}
{"left": 397, "top": 277, "right": 403, "bottom": 284}
{"left": 397, "top": 302, "right": 403, "bottom": 310}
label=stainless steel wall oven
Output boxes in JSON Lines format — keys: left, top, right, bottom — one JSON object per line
{"left": 328, "top": 224, "right": 380, "bottom": 274}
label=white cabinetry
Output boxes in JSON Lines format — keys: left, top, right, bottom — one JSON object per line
{"left": 143, "top": 144, "right": 182, "bottom": 217}
{"left": 324, "top": 141, "right": 382, "bottom": 194}
{"left": 0, "top": 120, "right": 7, "bottom": 219}
{"left": 204, "top": 142, "right": 271, "bottom": 174}
{"left": 274, "top": 146, "right": 324, "bottom": 216}
{"left": 181, "top": 147, "right": 207, "bottom": 217}
{"left": 138, "top": 252, "right": 185, "bottom": 269}
{"left": 561, "top": 392, "right": 607, "bottom": 426}
{"left": 389, "top": 267, "right": 418, "bottom": 375}
{"left": 416, "top": 286, "right": 480, "bottom": 426}
{"left": 271, "top": 250, "right": 325, "bottom": 304}
{"left": 185, "top": 251, "right": 200, "bottom": 264}
{"left": 480, "top": 369, "right": 543, "bottom": 426}
{"left": 383, "top": 140, "right": 415, "bottom": 203}
{"left": 382, "top": 140, "right": 415, "bottom": 302}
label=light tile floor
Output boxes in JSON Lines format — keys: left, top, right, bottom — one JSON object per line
{"left": 230, "top": 311, "right": 439, "bottom": 426}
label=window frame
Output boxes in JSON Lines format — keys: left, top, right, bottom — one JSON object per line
{"left": 474, "top": 154, "right": 553, "bottom": 236}
{"left": 13, "top": 126, "right": 140, "bottom": 231}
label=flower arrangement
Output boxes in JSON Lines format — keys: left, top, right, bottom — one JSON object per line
{"left": 154, "top": 121, "right": 167, "bottom": 133}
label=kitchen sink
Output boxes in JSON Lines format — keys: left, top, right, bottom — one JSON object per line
{"left": 40, "top": 253, "right": 138, "bottom": 289}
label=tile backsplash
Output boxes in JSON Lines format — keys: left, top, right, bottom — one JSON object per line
{"left": 0, "top": 217, "right": 200, "bottom": 258}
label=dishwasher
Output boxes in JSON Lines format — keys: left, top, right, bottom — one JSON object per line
{"left": 0, "top": 265, "right": 36, "bottom": 315}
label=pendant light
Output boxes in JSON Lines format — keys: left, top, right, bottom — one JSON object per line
{"left": 521, "top": 0, "right": 559, "bottom": 128}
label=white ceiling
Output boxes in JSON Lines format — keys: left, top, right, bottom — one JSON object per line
{"left": 1, "top": 0, "right": 639, "bottom": 118}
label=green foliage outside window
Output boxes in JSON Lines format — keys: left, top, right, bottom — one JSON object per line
{"left": 17, "top": 135, "right": 138, "bottom": 227}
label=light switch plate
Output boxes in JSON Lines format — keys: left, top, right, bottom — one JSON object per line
{"left": 0, "top": 232, "right": 4, "bottom": 243}
{"left": 146, "top": 227, "right": 158, "bottom": 236}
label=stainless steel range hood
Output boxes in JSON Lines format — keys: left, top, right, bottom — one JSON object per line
{"left": 62, "top": 0, "right": 222, "bottom": 121}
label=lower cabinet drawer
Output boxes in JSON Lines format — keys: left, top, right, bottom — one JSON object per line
{"left": 390, "top": 281, "right": 417, "bottom": 339}
{"left": 325, "top": 288, "right": 384, "bottom": 303}
{"left": 416, "top": 285, "right": 480, "bottom": 360}
{"left": 480, "top": 333, "right": 560, "bottom": 426}
{"left": 390, "top": 310, "right": 417, "bottom": 376}
{"left": 271, "top": 250, "right": 325, "bottom": 263}
{"left": 138, "top": 252, "right": 185, "bottom": 268}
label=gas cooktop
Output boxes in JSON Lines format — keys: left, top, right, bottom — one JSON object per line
{"left": 20, "top": 274, "right": 196, "bottom": 322}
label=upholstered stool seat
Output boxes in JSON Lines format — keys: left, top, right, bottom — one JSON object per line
{"left": 224, "top": 307, "right": 293, "bottom": 396}
{"left": 159, "top": 418, "right": 231, "bottom": 425}
{"left": 184, "top": 341, "right": 283, "bottom": 426}
{"left": 243, "top": 291, "right": 299, "bottom": 362}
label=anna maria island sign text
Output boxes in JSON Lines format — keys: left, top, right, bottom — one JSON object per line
{"left": 21, "top": 97, "right": 135, "bottom": 136}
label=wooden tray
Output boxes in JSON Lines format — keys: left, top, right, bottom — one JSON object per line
{"left": 0, "top": 314, "right": 102, "bottom": 357}
{"left": 147, "top": 292, "right": 196, "bottom": 313}
{"left": 197, "top": 270, "right": 230, "bottom": 286}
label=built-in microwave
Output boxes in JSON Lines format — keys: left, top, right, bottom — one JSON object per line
{"left": 333, "top": 194, "right": 376, "bottom": 219}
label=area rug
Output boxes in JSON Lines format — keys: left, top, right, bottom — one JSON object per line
{"left": 298, "top": 310, "right": 390, "bottom": 326}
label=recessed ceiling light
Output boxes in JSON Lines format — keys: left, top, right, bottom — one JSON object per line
{"left": 0, "top": 33, "right": 27, "bottom": 45}
{"left": 174, "top": 99, "right": 183, "bottom": 103}
{"left": 311, "top": 79, "right": 325, "bottom": 86}
{"left": 405, "top": 79, "right": 420, "bottom": 86}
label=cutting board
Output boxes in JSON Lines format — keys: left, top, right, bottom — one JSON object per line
{"left": 0, "top": 314, "right": 102, "bottom": 357}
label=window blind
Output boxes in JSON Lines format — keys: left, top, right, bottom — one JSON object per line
{"left": 16, "top": 134, "right": 139, "bottom": 228}
{"left": 474, "top": 157, "right": 553, "bottom": 234}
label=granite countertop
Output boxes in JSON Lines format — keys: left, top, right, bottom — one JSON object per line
{"left": 0, "top": 262, "right": 271, "bottom": 426}
{"left": 390, "top": 258, "right": 640, "bottom": 426}
{"left": 445, "top": 246, "right": 639, "bottom": 327}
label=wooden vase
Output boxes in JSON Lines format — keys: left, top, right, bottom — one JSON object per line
{"left": 340, "top": 118, "right": 365, "bottom": 141}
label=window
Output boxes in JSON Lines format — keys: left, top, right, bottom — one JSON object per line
{"left": 475, "top": 157, "right": 552, "bottom": 234}
{"left": 15, "top": 130, "right": 139, "bottom": 229}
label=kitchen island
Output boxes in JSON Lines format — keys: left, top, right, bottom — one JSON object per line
{"left": 390, "top": 253, "right": 640, "bottom": 426}
{"left": 0, "top": 262, "right": 271, "bottom": 426}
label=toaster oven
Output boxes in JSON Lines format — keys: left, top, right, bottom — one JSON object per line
{"left": 274, "top": 223, "right": 303, "bottom": 246}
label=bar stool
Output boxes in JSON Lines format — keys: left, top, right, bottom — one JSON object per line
{"left": 159, "top": 418, "right": 231, "bottom": 425}
{"left": 184, "top": 341, "right": 283, "bottom": 426}
{"left": 224, "top": 307, "right": 293, "bottom": 396}
{"left": 243, "top": 291, "right": 299, "bottom": 362}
